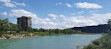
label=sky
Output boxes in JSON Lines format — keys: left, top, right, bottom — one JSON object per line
{"left": 0, "top": 0, "right": 111, "bottom": 29}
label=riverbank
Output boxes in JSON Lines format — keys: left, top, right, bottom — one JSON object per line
{"left": 0, "top": 33, "right": 37, "bottom": 39}
{"left": 83, "top": 33, "right": 111, "bottom": 49}
{"left": 0, "top": 32, "right": 96, "bottom": 40}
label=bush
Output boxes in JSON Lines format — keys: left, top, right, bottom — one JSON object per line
{"left": 92, "top": 40, "right": 100, "bottom": 45}
{"left": 83, "top": 44, "right": 98, "bottom": 49}
{"left": 83, "top": 33, "right": 111, "bottom": 49}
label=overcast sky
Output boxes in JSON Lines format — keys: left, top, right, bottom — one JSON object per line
{"left": 0, "top": 0, "right": 111, "bottom": 29}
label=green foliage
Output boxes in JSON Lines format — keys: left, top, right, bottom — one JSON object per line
{"left": 92, "top": 39, "right": 100, "bottom": 45}
{"left": 0, "top": 17, "right": 23, "bottom": 36}
{"left": 0, "top": 18, "right": 10, "bottom": 36}
{"left": 83, "top": 33, "right": 111, "bottom": 49}
{"left": 37, "top": 32, "right": 50, "bottom": 36}
{"left": 27, "top": 28, "right": 34, "bottom": 32}
{"left": 108, "top": 19, "right": 111, "bottom": 32}
{"left": 31, "top": 28, "right": 84, "bottom": 35}
{"left": 63, "top": 29, "right": 75, "bottom": 34}
{"left": 108, "top": 19, "right": 111, "bottom": 26}
{"left": 33, "top": 28, "right": 85, "bottom": 35}
{"left": 83, "top": 44, "right": 99, "bottom": 49}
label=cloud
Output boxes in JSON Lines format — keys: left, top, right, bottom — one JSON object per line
{"left": 48, "top": 14, "right": 57, "bottom": 20}
{"left": 47, "top": 13, "right": 111, "bottom": 29}
{"left": 78, "top": 11, "right": 85, "bottom": 14}
{"left": 63, "top": 16, "right": 97, "bottom": 27}
{"left": 0, "top": 0, "right": 15, "bottom": 7}
{"left": 56, "top": 3, "right": 73, "bottom": 8}
{"left": 9, "top": 9, "right": 38, "bottom": 18}
{"left": 71, "top": 13, "right": 75, "bottom": 15}
{"left": 60, "top": 14, "right": 65, "bottom": 18}
{"left": 9, "top": 9, "right": 57, "bottom": 29}
{"left": 65, "top": 3, "right": 73, "bottom": 8}
{"left": 0, "top": 0, "right": 10, "bottom": 3}
{"left": 90, "top": 13, "right": 111, "bottom": 24}
{"left": 4, "top": 3, "right": 16, "bottom": 7}
{"left": 2, "top": 12, "right": 7, "bottom": 16}
{"left": 14, "top": 2, "right": 26, "bottom": 6}
{"left": 8, "top": 9, "right": 111, "bottom": 29}
{"left": 75, "top": 2, "right": 102, "bottom": 9}
{"left": 63, "top": 13, "right": 111, "bottom": 28}
{"left": 56, "top": 3, "right": 62, "bottom": 6}
{"left": 0, "top": 0, "right": 26, "bottom": 8}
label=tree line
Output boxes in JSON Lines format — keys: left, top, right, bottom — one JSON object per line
{"left": 32, "top": 28, "right": 83, "bottom": 34}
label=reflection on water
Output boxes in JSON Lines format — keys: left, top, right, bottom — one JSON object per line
{"left": 0, "top": 34, "right": 101, "bottom": 49}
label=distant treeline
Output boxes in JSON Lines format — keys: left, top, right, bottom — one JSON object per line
{"left": 32, "top": 28, "right": 83, "bottom": 34}
{"left": 71, "top": 24, "right": 109, "bottom": 33}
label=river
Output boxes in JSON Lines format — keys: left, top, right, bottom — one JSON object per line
{"left": 0, "top": 34, "right": 101, "bottom": 49}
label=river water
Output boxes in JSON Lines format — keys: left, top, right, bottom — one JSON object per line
{"left": 0, "top": 34, "right": 101, "bottom": 49}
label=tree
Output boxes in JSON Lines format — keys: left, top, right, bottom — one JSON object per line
{"left": 108, "top": 19, "right": 111, "bottom": 32}
{"left": 28, "top": 28, "right": 34, "bottom": 32}
{"left": 0, "top": 17, "right": 21, "bottom": 35}
{"left": 8, "top": 23, "right": 19, "bottom": 33}
{"left": 63, "top": 29, "right": 75, "bottom": 34}
{"left": 39, "top": 28, "right": 45, "bottom": 32}
{"left": 54, "top": 29, "right": 61, "bottom": 34}
{"left": 0, "top": 18, "right": 10, "bottom": 36}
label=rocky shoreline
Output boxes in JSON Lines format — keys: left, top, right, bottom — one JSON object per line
{"left": 0, "top": 33, "right": 38, "bottom": 39}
